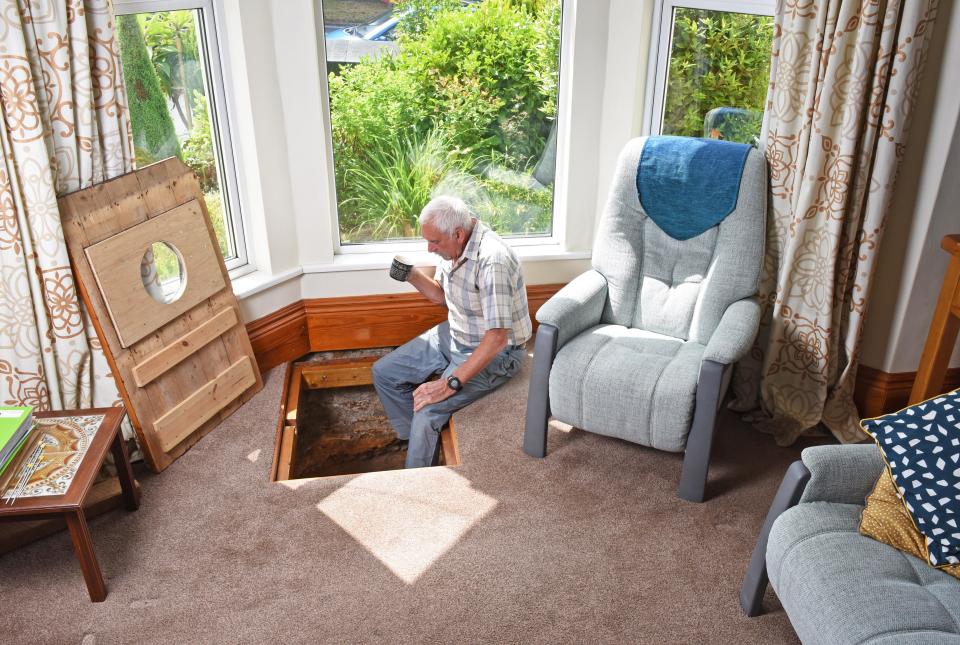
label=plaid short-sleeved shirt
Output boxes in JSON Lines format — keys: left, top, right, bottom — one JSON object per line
{"left": 434, "top": 220, "right": 532, "bottom": 348}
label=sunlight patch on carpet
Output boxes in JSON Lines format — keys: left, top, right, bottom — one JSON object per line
{"left": 316, "top": 468, "right": 497, "bottom": 584}
{"left": 246, "top": 449, "right": 261, "bottom": 463}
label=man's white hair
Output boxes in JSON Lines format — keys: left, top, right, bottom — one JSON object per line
{"left": 419, "top": 196, "right": 474, "bottom": 236}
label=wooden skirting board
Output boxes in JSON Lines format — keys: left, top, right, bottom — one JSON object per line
{"left": 247, "top": 283, "right": 565, "bottom": 372}
{"left": 247, "top": 284, "right": 958, "bottom": 421}
{"left": 855, "top": 365, "right": 960, "bottom": 419}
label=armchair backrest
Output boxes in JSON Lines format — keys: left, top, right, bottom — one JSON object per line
{"left": 592, "top": 136, "right": 766, "bottom": 344}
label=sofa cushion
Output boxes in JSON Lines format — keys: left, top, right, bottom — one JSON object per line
{"left": 548, "top": 324, "right": 703, "bottom": 452}
{"left": 861, "top": 470, "right": 960, "bottom": 580}
{"left": 767, "top": 502, "right": 960, "bottom": 645}
{"left": 861, "top": 388, "right": 960, "bottom": 568}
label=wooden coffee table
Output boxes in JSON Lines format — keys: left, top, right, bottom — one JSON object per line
{"left": 0, "top": 407, "right": 139, "bottom": 602}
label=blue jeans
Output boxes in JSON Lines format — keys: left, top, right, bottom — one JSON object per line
{"left": 372, "top": 322, "right": 524, "bottom": 468}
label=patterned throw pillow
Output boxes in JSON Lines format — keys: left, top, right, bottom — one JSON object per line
{"left": 860, "top": 469, "right": 960, "bottom": 580}
{"left": 860, "top": 389, "right": 960, "bottom": 570}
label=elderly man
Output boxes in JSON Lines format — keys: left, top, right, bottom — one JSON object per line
{"left": 373, "top": 196, "right": 532, "bottom": 468}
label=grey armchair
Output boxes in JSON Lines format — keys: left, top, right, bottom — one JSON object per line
{"left": 522, "top": 136, "right": 767, "bottom": 502}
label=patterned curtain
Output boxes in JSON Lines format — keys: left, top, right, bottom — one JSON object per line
{"left": 731, "top": 0, "right": 940, "bottom": 445}
{"left": 0, "top": 0, "right": 133, "bottom": 412}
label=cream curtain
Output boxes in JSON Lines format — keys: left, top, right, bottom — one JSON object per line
{"left": 0, "top": 0, "right": 133, "bottom": 411}
{"left": 731, "top": 0, "right": 941, "bottom": 445}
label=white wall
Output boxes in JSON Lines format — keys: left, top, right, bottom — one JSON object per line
{"left": 859, "top": 0, "right": 960, "bottom": 373}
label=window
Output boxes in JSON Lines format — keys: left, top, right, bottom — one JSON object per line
{"left": 646, "top": 0, "right": 774, "bottom": 145}
{"left": 321, "top": 0, "right": 563, "bottom": 246}
{"left": 114, "top": 0, "right": 248, "bottom": 273}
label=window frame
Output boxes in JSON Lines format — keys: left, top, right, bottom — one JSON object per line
{"left": 318, "top": 0, "right": 569, "bottom": 255}
{"left": 114, "top": 0, "right": 251, "bottom": 273}
{"left": 642, "top": 0, "right": 775, "bottom": 139}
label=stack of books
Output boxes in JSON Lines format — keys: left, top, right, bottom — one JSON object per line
{"left": 0, "top": 406, "right": 35, "bottom": 494}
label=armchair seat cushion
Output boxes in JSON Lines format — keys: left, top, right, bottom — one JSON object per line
{"left": 767, "top": 501, "right": 960, "bottom": 645}
{"left": 548, "top": 324, "right": 704, "bottom": 452}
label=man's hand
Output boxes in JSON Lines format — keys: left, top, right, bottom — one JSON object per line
{"left": 413, "top": 378, "right": 455, "bottom": 412}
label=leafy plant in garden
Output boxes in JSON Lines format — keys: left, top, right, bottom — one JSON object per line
{"left": 182, "top": 93, "right": 218, "bottom": 192}
{"left": 141, "top": 11, "right": 204, "bottom": 131}
{"left": 118, "top": 15, "right": 181, "bottom": 162}
{"left": 341, "top": 130, "right": 466, "bottom": 241}
{"left": 661, "top": 9, "right": 772, "bottom": 142}
{"left": 400, "top": 0, "right": 553, "bottom": 168}
{"left": 394, "top": 0, "right": 461, "bottom": 38}
{"left": 328, "top": 0, "right": 562, "bottom": 241}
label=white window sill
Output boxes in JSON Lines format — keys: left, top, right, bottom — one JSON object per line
{"left": 306, "top": 245, "right": 591, "bottom": 272}
{"left": 231, "top": 246, "right": 590, "bottom": 300}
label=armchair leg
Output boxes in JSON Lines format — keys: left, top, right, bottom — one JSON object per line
{"left": 523, "top": 324, "right": 559, "bottom": 458}
{"left": 740, "top": 460, "right": 810, "bottom": 616}
{"left": 678, "top": 360, "right": 728, "bottom": 502}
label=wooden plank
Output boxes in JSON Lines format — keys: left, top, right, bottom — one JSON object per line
{"left": 285, "top": 367, "right": 304, "bottom": 424}
{"left": 276, "top": 425, "right": 297, "bottom": 481}
{"left": 440, "top": 420, "right": 460, "bottom": 467}
{"left": 300, "top": 361, "right": 376, "bottom": 390}
{"left": 59, "top": 159, "right": 263, "bottom": 472}
{"left": 132, "top": 308, "right": 238, "bottom": 386}
{"left": 84, "top": 200, "right": 226, "bottom": 347}
{"left": 270, "top": 363, "right": 295, "bottom": 482}
{"left": 154, "top": 356, "right": 257, "bottom": 452}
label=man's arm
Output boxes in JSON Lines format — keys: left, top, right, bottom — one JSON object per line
{"left": 412, "top": 328, "right": 508, "bottom": 412}
{"left": 407, "top": 267, "right": 446, "bottom": 307}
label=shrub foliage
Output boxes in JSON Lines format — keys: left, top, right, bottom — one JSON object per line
{"left": 661, "top": 8, "right": 773, "bottom": 142}
{"left": 330, "top": 0, "right": 561, "bottom": 242}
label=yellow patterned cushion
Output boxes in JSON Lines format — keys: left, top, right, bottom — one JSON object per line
{"left": 860, "top": 469, "right": 960, "bottom": 580}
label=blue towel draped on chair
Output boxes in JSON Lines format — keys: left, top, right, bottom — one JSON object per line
{"left": 636, "top": 136, "right": 752, "bottom": 241}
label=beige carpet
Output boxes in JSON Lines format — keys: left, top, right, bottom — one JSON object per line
{"left": 0, "top": 352, "right": 818, "bottom": 644}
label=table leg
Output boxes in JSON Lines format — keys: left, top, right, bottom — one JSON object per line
{"left": 65, "top": 510, "right": 106, "bottom": 602}
{"left": 111, "top": 431, "right": 140, "bottom": 512}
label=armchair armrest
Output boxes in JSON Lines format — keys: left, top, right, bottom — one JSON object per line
{"left": 536, "top": 270, "right": 608, "bottom": 349}
{"left": 702, "top": 297, "right": 761, "bottom": 365}
{"left": 798, "top": 444, "right": 885, "bottom": 505}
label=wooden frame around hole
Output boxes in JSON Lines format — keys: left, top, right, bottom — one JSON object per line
{"left": 270, "top": 357, "right": 460, "bottom": 482}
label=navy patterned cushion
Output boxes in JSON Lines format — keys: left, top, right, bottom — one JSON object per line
{"left": 861, "top": 389, "right": 960, "bottom": 567}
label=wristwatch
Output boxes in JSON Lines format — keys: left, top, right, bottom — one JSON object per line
{"left": 446, "top": 375, "right": 463, "bottom": 392}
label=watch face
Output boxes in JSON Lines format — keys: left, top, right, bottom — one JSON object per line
{"left": 447, "top": 376, "right": 462, "bottom": 391}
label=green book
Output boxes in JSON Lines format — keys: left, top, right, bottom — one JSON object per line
{"left": 0, "top": 406, "right": 33, "bottom": 476}
{"left": 0, "top": 427, "right": 33, "bottom": 477}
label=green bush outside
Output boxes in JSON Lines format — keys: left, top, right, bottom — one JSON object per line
{"left": 118, "top": 15, "right": 181, "bottom": 163}
{"left": 661, "top": 8, "right": 773, "bottom": 143}
{"left": 329, "top": 0, "right": 561, "bottom": 242}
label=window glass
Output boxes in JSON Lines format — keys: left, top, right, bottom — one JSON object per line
{"left": 323, "top": 0, "right": 562, "bottom": 244}
{"left": 116, "top": 9, "right": 237, "bottom": 260}
{"left": 659, "top": 6, "right": 774, "bottom": 144}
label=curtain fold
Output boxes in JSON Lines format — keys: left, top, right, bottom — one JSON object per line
{"left": 0, "top": 0, "right": 133, "bottom": 411}
{"left": 731, "top": 0, "right": 940, "bottom": 445}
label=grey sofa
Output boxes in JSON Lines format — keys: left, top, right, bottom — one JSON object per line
{"left": 522, "top": 136, "right": 767, "bottom": 502}
{"left": 741, "top": 444, "right": 960, "bottom": 644}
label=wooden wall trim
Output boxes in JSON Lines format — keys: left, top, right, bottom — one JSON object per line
{"left": 855, "top": 364, "right": 960, "bottom": 419}
{"left": 247, "top": 283, "right": 564, "bottom": 372}
{"left": 246, "top": 300, "right": 308, "bottom": 372}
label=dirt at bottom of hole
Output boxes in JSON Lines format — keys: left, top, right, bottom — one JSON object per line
{"left": 292, "top": 383, "right": 411, "bottom": 478}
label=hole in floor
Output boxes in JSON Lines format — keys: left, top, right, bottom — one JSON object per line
{"left": 271, "top": 350, "right": 460, "bottom": 482}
